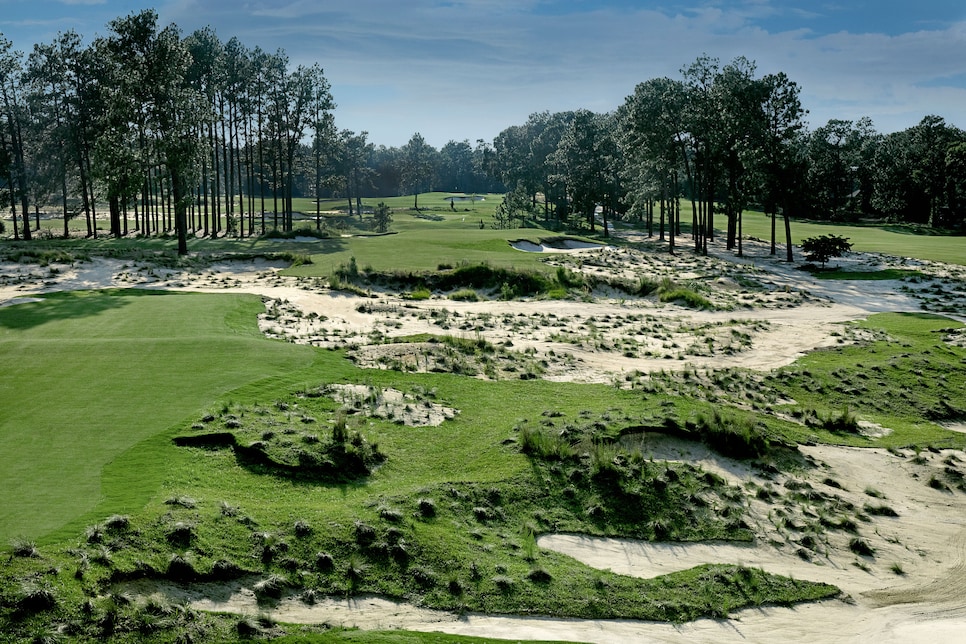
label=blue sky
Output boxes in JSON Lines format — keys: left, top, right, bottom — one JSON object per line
{"left": 1, "top": 0, "right": 965, "bottom": 147}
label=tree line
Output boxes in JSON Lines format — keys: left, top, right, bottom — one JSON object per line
{"left": 488, "top": 55, "right": 966, "bottom": 260}
{"left": 1, "top": 10, "right": 963, "bottom": 256}
{"left": 0, "top": 9, "right": 503, "bottom": 252}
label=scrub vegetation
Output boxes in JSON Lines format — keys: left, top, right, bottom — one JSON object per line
{"left": 3, "top": 224, "right": 966, "bottom": 642}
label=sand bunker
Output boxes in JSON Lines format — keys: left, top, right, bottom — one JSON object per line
{"left": 510, "top": 238, "right": 606, "bottom": 252}
{"left": 323, "top": 383, "right": 458, "bottom": 426}
{"left": 0, "top": 296, "right": 43, "bottom": 307}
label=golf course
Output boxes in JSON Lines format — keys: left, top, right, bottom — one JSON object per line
{"left": 1, "top": 196, "right": 966, "bottom": 642}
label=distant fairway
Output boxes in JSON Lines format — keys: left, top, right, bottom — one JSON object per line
{"left": 736, "top": 210, "right": 966, "bottom": 266}
{"left": 0, "top": 290, "right": 315, "bottom": 544}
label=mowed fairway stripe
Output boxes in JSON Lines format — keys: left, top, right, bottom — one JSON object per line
{"left": 0, "top": 290, "right": 314, "bottom": 543}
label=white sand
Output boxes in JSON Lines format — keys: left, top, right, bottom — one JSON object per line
{"left": 510, "top": 239, "right": 607, "bottom": 253}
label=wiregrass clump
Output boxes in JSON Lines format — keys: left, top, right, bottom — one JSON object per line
{"left": 690, "top": 408, "right": 771, "bottom": 459}
{"left": 514, "top": 412, "right": 753, "bottom": 542}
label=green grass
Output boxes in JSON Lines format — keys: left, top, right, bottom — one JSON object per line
{"left": 288, "top": 229, "right": 565, "bottom": 279}
{"left": 812, "top": 269, "right": 924, "bottom": 281}
{"left": 765, "top": 312, "right": 966, "bottom": 448}
{"left": 737, "top": 210, "right": 966, "bottom": 266}
{"left": 0, "top": 290, "right": 316, "bottom": 544}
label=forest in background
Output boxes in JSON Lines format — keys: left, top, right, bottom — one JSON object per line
{"left": 1, "top": 9, "right": 964, "bottom": 255}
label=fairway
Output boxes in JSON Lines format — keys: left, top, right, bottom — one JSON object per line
{"left": 738, "top": 210, "right": 966, "bottom": 266}
{"left": 0, "top": 290, "right": 315, "bottom": 544}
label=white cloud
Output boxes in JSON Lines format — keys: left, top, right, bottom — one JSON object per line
{"left": 17, "top": 0, "right": 966, "bottom": 145}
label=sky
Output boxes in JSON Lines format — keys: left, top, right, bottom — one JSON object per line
{"left": 1, "top": 0, "right": 966, "bottom": 148}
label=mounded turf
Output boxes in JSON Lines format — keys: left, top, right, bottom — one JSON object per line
{"left": 0, "top": 289, "right": 315, "bottom": 544}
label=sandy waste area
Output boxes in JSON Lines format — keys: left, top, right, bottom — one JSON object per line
{"left": 3, "top": 231, "right": 966, "bottom": 642}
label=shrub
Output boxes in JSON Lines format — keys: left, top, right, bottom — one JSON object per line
{"left": 332, "top": 409, "right": 348, "bottom": 444}
{"left": 104, "top": 515, "right": 130, "bottom": 531}
{"left": 417, "top": 498, "right": 437, "bottom": 518}
{"left": 405, "top": 287, "right": 432, "bottom": 300}
{"left": 822, "top": 407, "right": 860, "bottom": 433}
{"left": 447, "top": 578, "right": 465, "bottom": 595}
{"left": 449, "top": 288, "right": 480, "bottom": 301}
{"left": 16, "top": 584, "right": 56, "bottom": 614}
{"left": 166, "top": 554, "right": 198, "bottom": 582}
{"left": 524, "top": 426, "right": 573, "bottom": 460}
{"left": 253, "top": 574, "right": 286, "bottom": 600}
{"left": 379, "top": 506, "right": 404, "bottom": 522}
{"left": 410, "top": 566, "right": 437, "bottom": 587}
{"left": 293, "top": 520, "right": 312, "bottom": 537}
{"left": 314, "top": 552, "right": 335, "bottom": 572}
{"left": 354, "top": 521, "right": 377, "bottom": 545}
{"left": 346, "top": 555, "right": 367, "bottom": 585}
{"left": 863, "top": 504, "right": 899, "bottom": 517}
{"left": 555, "top": 266, "right": 584, "bottom": 289}
{"left": 492, "top": 574, "right": 515, "bottom": 591}
{"left": 801, "top": 234, "right": 852, "bottom": 269}
{"left": 526, "top": 567, "right": 552, "bottom": 583}
{"left": 659, "top": 286, "right": 713, "bottom": 309}
{"left": 848, "top": 538, "right": 875, "bottom": 557}
{"left": 85, "top": 524, "right": 104, "bottom": 544}
{"left": 236, "top": 617, "right": 264, "bottom": 638}
{"left": 11, "top": 538, "right": 38, "bottom": 558}
{"left": 164, "top": 495, "right": 197, "bottom": 509}
{"left": 637, "top": 277, "right": 659, "bottom": 296}
{"left": 209, "top": 559, "right": 244, "bottom": 581}
{"left": 167, "top": 521, "right": 194, "bottom": 545}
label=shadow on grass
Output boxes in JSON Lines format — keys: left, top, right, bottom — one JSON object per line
{"left": 0, "top": 289, "right": 172, "bottom": 330}
{"left": 173, "top": 432, "right": 381, "bottom": 485}
{"left": 813, "top": 268, "right": 922, "bottom": 281}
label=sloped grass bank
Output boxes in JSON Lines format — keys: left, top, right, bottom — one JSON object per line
{"left": 0, "top": 289, "right": 316, "bottom": 544}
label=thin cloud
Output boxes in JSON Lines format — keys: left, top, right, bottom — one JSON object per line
{"left": 7, "top": 0, "right": 966, "bottom": 145}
